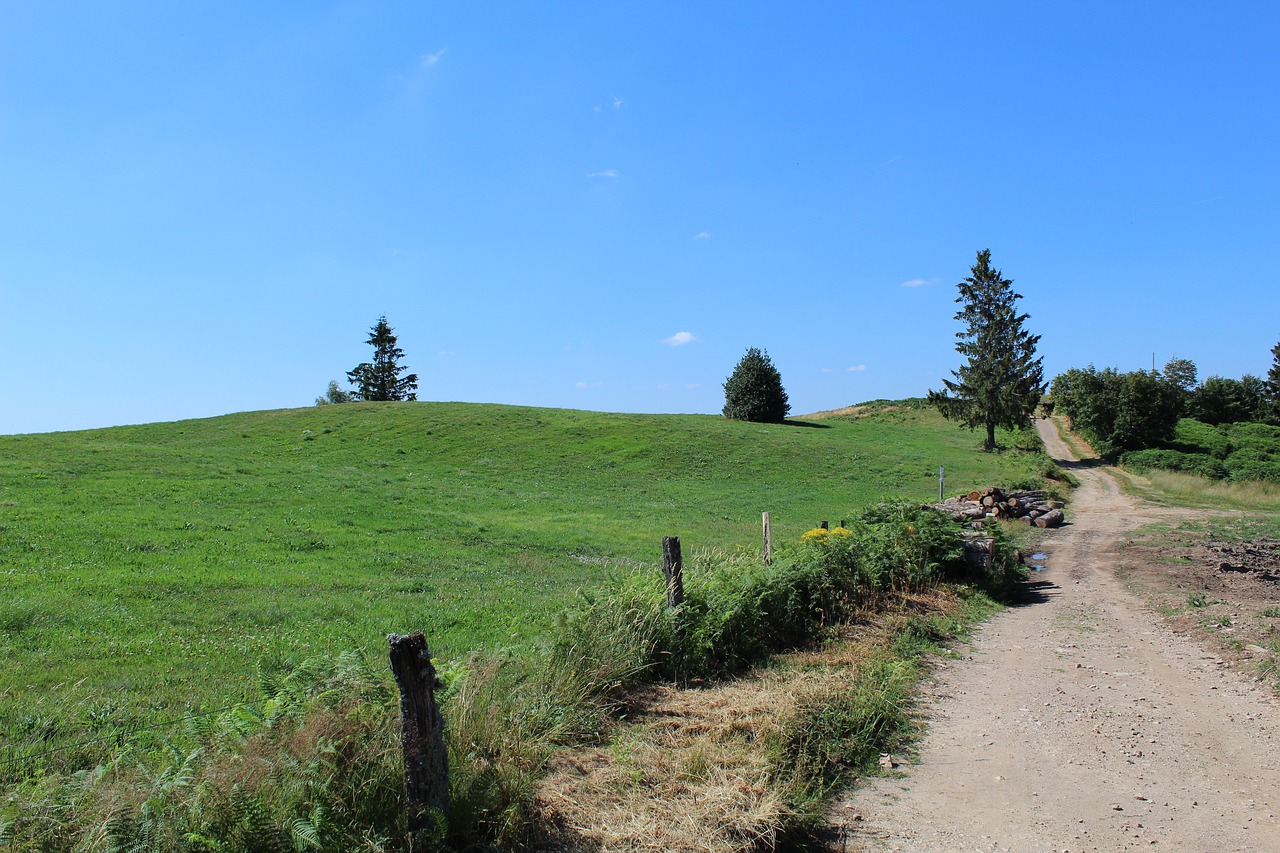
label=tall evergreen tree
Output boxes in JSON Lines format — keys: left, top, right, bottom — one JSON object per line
{"left": 347, "top": 316, "right": 419, "bottom": 402}
{"left": 722, "top": 347, "right": 790, "bottom": 423}
{"left": 928, "top": 249, "right": 1045, "bottom": 451}
{"left": 1268, "top": 340, "right": 1280, "bottom": 423}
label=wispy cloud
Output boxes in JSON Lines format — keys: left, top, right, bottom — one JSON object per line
{"left": 587, "top": 169, "right": 619, "bottom": 178}
{"left": 593, "top": 95, "right": 625, "bottom": 112}
{"left": 612, "top": 95, "right": 623, "bottom": 109}
{"left": 694, "top": 231, "right": 711, "bottom": 239}
{"left": 847, "top": 364, "right": 867, "bottom": 372}
{"left": 901, "top": 277, "right": 940, "bottom": 288}
{"left": 422, "top": 48, "right": 447, "bottom": 66}
{"left": 575, "top": 381, "right": 588, "bottom": 389}
{"left": 663, "top": 331, "right": 696, "bottom": 346}
{"left": 821, "top": 367, "right": 834, "bottom": 374}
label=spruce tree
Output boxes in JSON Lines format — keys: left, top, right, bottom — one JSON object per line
{"left": 1268, "top": 340, "right": 1280, "bottom": 423}
{"left": 722, "top": 347, "right": 790, "bottom": 423}
{"left": 928, "top": 249, "right": 1045, "bottom": 451}
{"left": 347, "top": 316, "right": 419, "bottom": 402}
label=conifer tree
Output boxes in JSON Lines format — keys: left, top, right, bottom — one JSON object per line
{"left": 928, "top": 249, "right": 1045, "bottom": 451}
{"left": 722, "top": 348, "right": 790, "bottom": 423}
{"left": 1268, "top": 340, "right": 1280, "bottom": 423}
{"left": 347, "top": 316, "right": 419, "bottom": 402}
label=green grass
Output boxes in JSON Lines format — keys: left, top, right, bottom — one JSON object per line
{"left": 0, "top": 401, "right": 1046, "bottom": 741}
{"left": 1118, "top": 468, "right": 1280, "bottom": 514}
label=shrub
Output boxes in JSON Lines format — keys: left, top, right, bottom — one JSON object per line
{"left": 1226, "top": 421, "right": 1280, "bottom": 450}
{"left": 675, "top": 551, "right": 850, "bottom": 678}
{"left": 1168, "top": 419, "right": 1231, "bottom": 458}
{"left": 1226, "top": 458, "right": 1280, "bottom": 484}
{"left": 1121, "top": 449, "right": 1228, "bottom": 480}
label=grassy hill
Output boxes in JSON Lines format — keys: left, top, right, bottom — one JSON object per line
{"left": 0, "top": 400, "right": 1049, "bottom": 732}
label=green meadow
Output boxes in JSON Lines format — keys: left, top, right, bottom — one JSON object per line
{"left": 0, "top": 400, "right": 1048, "bottom": 736}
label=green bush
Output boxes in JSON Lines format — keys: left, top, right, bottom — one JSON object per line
{"left": 1121, "top": 449, "right": 1228, "bottom": 480}
{"left": 1226, "top": 458, "right": 1280, "bottom": 484}
{"left": 1226, "top": 421, "right": 1280, "bottom": 451}
{"left": 1168, "top": 419, "right": 1231, "bottom": 458}
{"left": 675, "top": 551, "right": 852, "bottom": 678}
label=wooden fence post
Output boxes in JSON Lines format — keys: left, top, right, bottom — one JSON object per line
{"left": 387, "top": 632, "right": 449, "bottom": 832}
{"left": 819, "top": 520, "right": 828, "bottom": 531}
{"left": 662, "top": 536, "right": 684, "bottom": 608}
{"left": 762, "top": 512, "right": 772, "bottom": 565}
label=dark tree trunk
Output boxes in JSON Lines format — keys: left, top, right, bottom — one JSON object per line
{"left": 387, "top": 632, "right": 449, "bottom": 831}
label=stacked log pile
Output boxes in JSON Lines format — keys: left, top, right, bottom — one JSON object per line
{"left": 929, "top": 486, "right": 1066, "bottom": 529}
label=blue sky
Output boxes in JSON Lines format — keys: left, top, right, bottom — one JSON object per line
{"left": 2, "top": 1, "right": 1277, "bottom": 435}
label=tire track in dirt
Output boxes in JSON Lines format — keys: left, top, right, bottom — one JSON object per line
{"left": 834, "top": 419, "right": 1280, "bottom": 852}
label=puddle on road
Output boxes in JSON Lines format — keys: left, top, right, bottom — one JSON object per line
{"left": 1030, "top": 553, "right": 1048, "bottom": 572}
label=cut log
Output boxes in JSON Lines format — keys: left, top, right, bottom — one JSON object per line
{"left": 1035, "top": 509, "right": 1065, "bottom": 528}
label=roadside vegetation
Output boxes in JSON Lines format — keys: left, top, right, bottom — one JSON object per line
{"left": 1051, "top": 342, "right": 1280, "bottom": 486}
{"left": 0, "top": 399, "right": 1053, "bottom": 850}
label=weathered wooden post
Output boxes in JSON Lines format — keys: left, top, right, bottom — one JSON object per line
{"left": 662, "top": 535, "right": 684, "bottom": 608}
{"left": 387, "top": 632, "right": 448, "bottom": 832}
{"left": 762, "top": 511, "right": 772, "bottom": 565}
{"left": 819, "top": 520, "right": 829, "bottom": 531}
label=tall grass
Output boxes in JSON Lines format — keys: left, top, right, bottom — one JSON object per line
{"left": 1124, "top": 468, "right": 1280, "bottom": 512}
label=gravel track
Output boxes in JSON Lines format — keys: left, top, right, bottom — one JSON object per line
{"left": 835, "top": 419, "right": 1280, "bottom": 852}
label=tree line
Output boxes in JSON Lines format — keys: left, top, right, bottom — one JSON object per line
{"left": 1050, "top": 349, "right": 1280, "bottom": 457}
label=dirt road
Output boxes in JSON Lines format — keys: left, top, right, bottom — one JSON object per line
{"left": 837, "top": 419, "right": 1280, "bottom": 852}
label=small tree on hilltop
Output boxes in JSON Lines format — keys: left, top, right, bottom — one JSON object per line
{"left": 315, "top": 379, "right": 354, "bottom": 406}
{"left": 928, "top": 249, "right": 1045, "bottom": 451}
{"left": 723, "top": 348, "right": 790, "bottom": 423}
{"left": 347, "top": 315, "right": 419, "bottom": 402}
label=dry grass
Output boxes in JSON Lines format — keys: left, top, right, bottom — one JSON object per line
{"left": 522, "top": 589, "right": 964, "bottom": 852}
{"left": 799, "top": 404, "right": 898, "bottom": 420}
{"left": 1128, "top": 469, "right": 1280, "bottom": 513}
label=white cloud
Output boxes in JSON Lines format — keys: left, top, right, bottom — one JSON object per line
{"left": 575, "top": 381, "right": 589, "bottom": 389}
{"left": 656, "top": 382, "right": 669, "bottom": 391}
{"left": 588, "top": 169, "right": 619, "bottom": 178}
{"left": 847, "top": 364, "right": 867, "bottom": 372}
{"left": 611, "top": 95, "right": 623, "bottom": 109}
{"left": 901, "top": 277, "right": 940, "bottom": 288}
{"left": 422, "top": 49, "right": 447, "bottom": 66}
{"left": 685, "top": 383, "right": 700, "bottom": 390}
{"left": 821, "top": 367, "right": 834, "bottom": 374}
{"left": 663, "top": 331, "right": 696, "bottom": 346}
{"left": 694, "top": 231, "right": 711, "bottom": 239}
